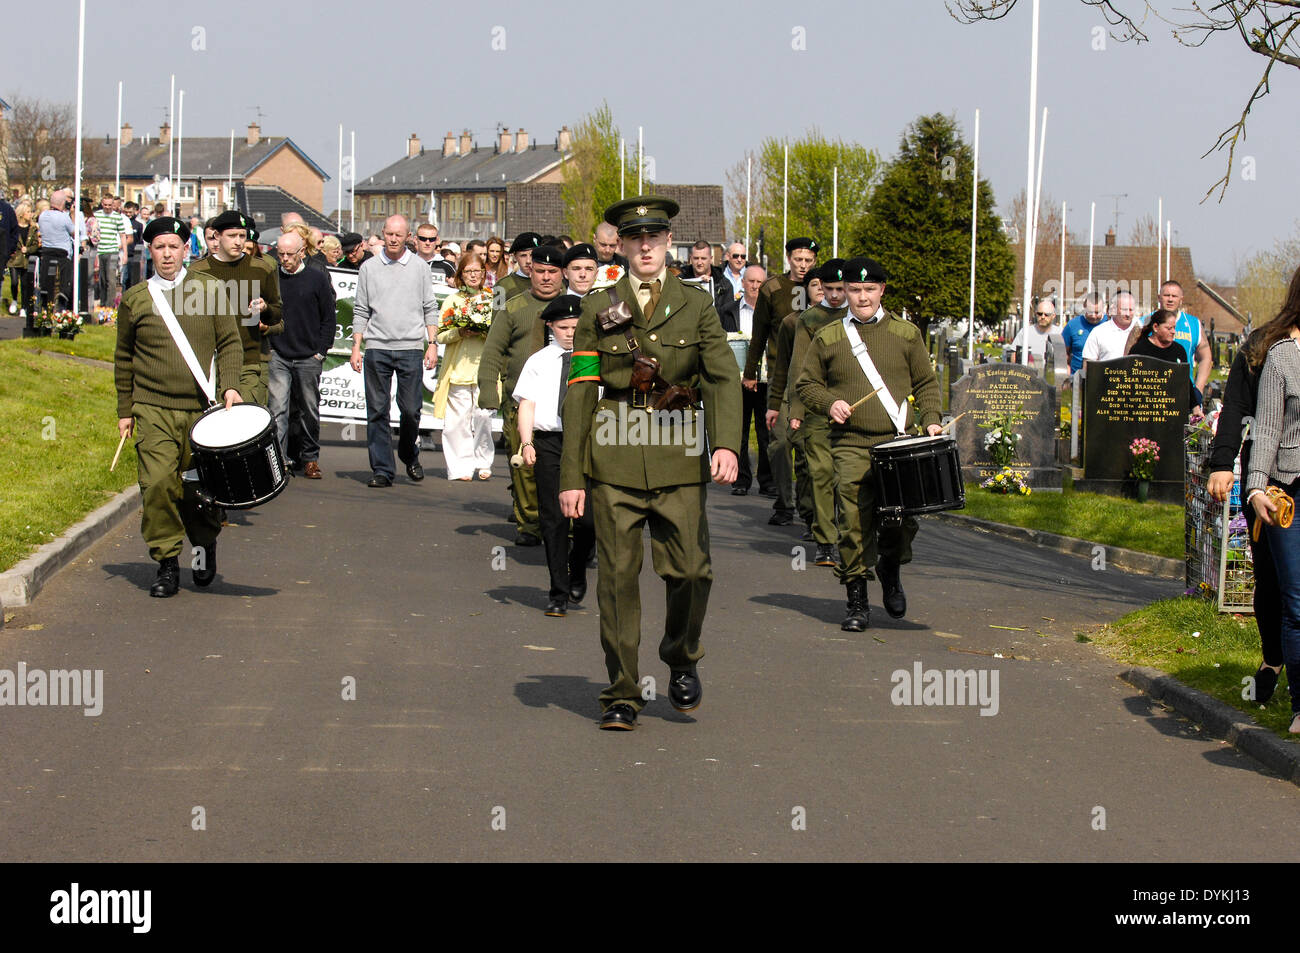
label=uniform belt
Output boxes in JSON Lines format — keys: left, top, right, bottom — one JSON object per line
{"left": 604, "top": 385, "right": 701, "bottom": 409}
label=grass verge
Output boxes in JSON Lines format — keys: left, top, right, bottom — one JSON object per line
{"left": 1085, "top": 595, "right": 1294, "bottom": 737}
{"left": 0, "top": 343, "right": 136, "bottom": 572}
{"left": 0, "top": 320, "right": 119, "bottom": 364}
{"left": 959, "top": 482, "right": 1182, "bottom": 559}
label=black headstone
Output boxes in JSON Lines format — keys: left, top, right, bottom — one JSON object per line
{"left": 950, "top": 363, "right": 1060, "bottom": 488}
{"left": 1082, "top": 356, "right": 1188, "bottom": 493}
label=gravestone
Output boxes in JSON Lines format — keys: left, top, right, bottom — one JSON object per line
{"left": 1078, "top": 355, "right": 1188, "bottom": 503}
{"left": 949, "top": 363, "right": 1061, "bottom": 489}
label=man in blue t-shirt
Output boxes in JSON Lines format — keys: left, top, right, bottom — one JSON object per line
{"left": 1125, "top": 279, "right": 1212, "bottom": 400}
{"left": 1061, "top": 291, "right": 1106, "bottom": 375}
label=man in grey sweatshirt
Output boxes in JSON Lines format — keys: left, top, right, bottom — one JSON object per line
{"left": 349, "top": 215, "right": 440, "bottom": 487}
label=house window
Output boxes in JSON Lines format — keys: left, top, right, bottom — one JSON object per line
{"left": 203, "top": 187, "right": 220, "bottom": 214}
{"left": 449, "top": 196, "right": 465, "bottom": 221}
{"left": 178, "top": 183, "right": 195, "bottom": 200}
{"left": 398, "top": 196, "right": 409, "bottom": 213}
{"left": 474, "top": 194, "right": 494, "bottom": 217}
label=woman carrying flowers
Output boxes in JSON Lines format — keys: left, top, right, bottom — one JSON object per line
{"left": 433, "top": 253, "right": 496, "bottom": 480}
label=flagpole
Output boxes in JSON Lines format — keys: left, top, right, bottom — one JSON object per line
{"left": 637, "top": 127, "right": 643, "bottom": 193}
{"left": 1021, "top": 0, "right": 1041, "bottom": 355}
{"left": 72, "top": 0, "right": 85, "bottom": 316}
{"left": 175, "top": 90, "right": 184, "bottom": 219}
{"left": 744, "top": 156, "right": 751, "bottom": 256}
{"left": 227, "top": 130, "right": 234, "bottom": 209}
{"left": 337, "top": 124, "right": 344, "bottom": 230}
{"left": 1166, "top": 220, "right": 1171, "bottom": 282}
{"left": 1059, "top": 200, "right": 1066, "bottom": 315}
{"left": 782, "top": 143, "right": 788, "bottom": 266}
{"left": 1031, "top": 107, "right": 1047, "bottom": 250}
{"left": 1156, "top": 196, "right": 1162, "bottom": 291}
{"left": 114, "top": 80, "right": 122, "bottom": 195}
{"left": 832, "top": 165, "right": 839, "bottom": 257}
{"left": 167, "top": 74, "right": 175, "bottom": 206}
{"left": 1087, "top": 200, "right": 1095, "bottom": 297}
{"left": 967, "top": 108, "right": 980, "bottom": 362}
{"left": 349, "top": 130, "right": 355, "bottom": 232}
{"left": 619, "top": 138, "right": 625, "bottom": 200}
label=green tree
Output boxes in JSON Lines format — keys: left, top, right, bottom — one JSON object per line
{"left": 725, "top": 129, "right": 880, "bottom": 269}
{"left": 560, "top": 101, "right": 639, "bottom": 241}
{"left": 856, "top": 113, "right": 1015, "bottom": 337}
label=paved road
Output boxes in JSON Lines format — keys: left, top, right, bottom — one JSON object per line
{"left": 2, "top": 428, "right": 1294, "bottom": 861}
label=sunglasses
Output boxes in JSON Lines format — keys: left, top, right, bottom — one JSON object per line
{"left": 729, "top": 254, "right": 746, "bottom": 259}
{"left": 417, "top": 236, "right": 438, "bottom": 242}
{"left": 1035, "top": 311, "right": 1052, "bottom": 316}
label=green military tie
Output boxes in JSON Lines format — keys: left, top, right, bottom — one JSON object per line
{"left": 640, "top": 280, "right": 662, "bottom": 320}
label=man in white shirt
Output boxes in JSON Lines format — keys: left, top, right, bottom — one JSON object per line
{"left": 1081, "top": 290, "right": 1138, "bottom": 365}
{"left": 1011, "top": 298, "right": 1058, "bottom": 366}
{"left": 514, "top": 294, "right": 595, "bottom": 618}
{"left": 721, "top": 243, "right": 748, "bottom": 298}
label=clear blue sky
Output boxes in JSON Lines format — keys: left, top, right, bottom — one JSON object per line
{"left": 9, "top": 0, "right": 1298, "bottom": 283}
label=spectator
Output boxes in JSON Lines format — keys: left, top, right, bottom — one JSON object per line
{"left": 592, "top": 221, "right": 627, "bottom": 268}
{"left": 366, "top": 234, "right": 383, "bottom": 255}
{"left": 1010, "top": 299, "right": 1058, "bottom": 366}
{"left": 6, "top": 197, "right": 36, "bottom": 316}
{"left": 464, "top": 239, "right": 486, "bottom": 263}
{"left": 349, "top": 215, "right": 440, "bottom": 487}
{"left": 320, "top": 234, "right": 343, "bottom": 266}
{"left": 484, "top": 235, "right": 508, "bottom": 287}
{"left": 1130, "top": 308, "right": 1203, "bottom": 417}
{"left": 433, "top": 252, "right": 495, "bottom": 481}
{"left": 1125, "top": 279, "right": 1212, "bottom": 394}
{"left": 1061, "top": 291, "right": 1105, "bottom": 375}
{"left": 561, "top": 243, "right": 598, "bottom": 296}
{"left": 719, "top": 264, "right": 771, "bottom": 495}
{"left": 122, "top": 200, "right": 143, "bottom": 289}
{"left": 269, "top": 231, "right": 335, "bottom": 480}
{"left": 721, "top": 242, "right": 748, "bottom": 298}
{"left": 682, "top": 240, "right": 728, "bottom": 300}
{"left": 415, "top": 223, "right": 454, "bottom": 281}
{"left": 38, "top": 190, "right": 75, "bottom": 307}
{"left": 441, "top": 242, "right": 461, "bottom": 268}
{"left": 337, "top": 232, "right": 372, "bottom": 271}
{"left": 1082, "top": 290, "right": 1139, "bottom": 364}
{"left": 0, "top": 193, "right": 21, "bottom": 310}
{"left": 185, "top": 215, "right": 205, "bottom": 259}
{"left": 95, "top": 193, "right": 131, "bottom": 307}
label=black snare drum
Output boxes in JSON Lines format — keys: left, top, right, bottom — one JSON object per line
{"left": 189, "top": 404, "right": 288, "bottom": 509}
{"left": 870, "top": 434, "right": 964, "bottom": 521}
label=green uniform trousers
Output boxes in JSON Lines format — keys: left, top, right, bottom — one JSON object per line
{"left": 502, "top": 399, "right": 539, "bottom": 537}
{"left": 791, "top": 412, "right": 814, "bottom": 528}
{"left": 591, "top": 480, "right": 711, "bottom": 712}
{"left": 239, "top": 362, "right": 269, "bottom": 407}
{"left": 795, "top": 413, "right": 840, "bottom": 545}
{"left": 767, "top": 405, "right": 795, "bottom": 514}
{"left": 133, "top": 402, "right": 222, "bottom": 562}
{"left": 832, "top": 440, "right": 917, "bottom": 584}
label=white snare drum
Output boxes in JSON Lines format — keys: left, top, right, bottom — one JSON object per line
{"left": 189, "top": 404, "right": 288, "bottom": 509}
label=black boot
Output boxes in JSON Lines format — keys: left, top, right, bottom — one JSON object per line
{"left": 150, "top": 556, "right": 180, "bottom": 598}
{"left": 877, "top": 558, "right": 906, "bottom": 619}
{"left": 841, "top": 579, "right": 869, "bottom": 632}
{"left": 193, "top": 540, "right": 216, "bottom": 587}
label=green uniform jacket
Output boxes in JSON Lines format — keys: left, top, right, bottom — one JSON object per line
{"left": 787, "top": 303, "right": 847, "bottom": 419}
{"left": 186, "top": 253, "right": 283, "bottom": 365}
{"left": 795, "top": 311, "right": 941, "bottom": 447}
{"left": 494, "top": 271, "right": 529, "bottom": 303}
{"left": 767, "top": 311, "right": 801, "bottom": 412}
{"left": 560, "top": 273, "right": 742, "bottom": 492}
{"left": 475, "top": 291, "right": 555, "bottom": 410}
{"left": 115, "top": 274, "right": 244, "bottom": 417}
{"left": 742, "top": 273, "right": 801, "bottom": 382}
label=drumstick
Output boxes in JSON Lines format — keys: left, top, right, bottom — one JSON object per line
{"left": 940, "top": 411, "right": 968, "bottom": 434}
{"left": 109, "top": 430, "right": 128, "bottom": 471}
{"left": 848, "top": 385, "right": 884, "bottom": 412}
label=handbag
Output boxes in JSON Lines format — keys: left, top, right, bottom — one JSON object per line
{"left": 1252, "top": 485, "right": 1295, "bottom": 541}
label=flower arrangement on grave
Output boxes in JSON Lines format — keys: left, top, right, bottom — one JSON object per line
{"left": 981, "top": 406, "right": 1026, "bottom": 468}
{"left": 37, "top": 308, "right": 83, "bottom": 334}
{"left": 93, "top": 306, "right": 117, "bottom": 326}
{"left": 1129, "top": 437, "right": 1160, "bottom": 481}
{"left": 980, "top": 466, "right": 1032, "bottom": 495}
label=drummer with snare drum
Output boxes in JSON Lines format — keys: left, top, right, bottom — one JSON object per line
{"left": 795, "top": 257, "right": 941, "bottom": 632}
{"left": 115, "top": 216, "right": 244, "bottom": 598}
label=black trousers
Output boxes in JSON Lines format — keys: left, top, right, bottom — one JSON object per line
{"left": 1244, "top": 484, "right": 1283, "bottom": 667}
{"left": 534, "top": 431, "right": 595, "bottom": 601}
{"left": 737, "top": 382, "right": 772, "bottom": 491}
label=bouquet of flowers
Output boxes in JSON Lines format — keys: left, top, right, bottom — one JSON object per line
{"left": 1130, "top": 437, "right": 1160, "bottom": 481}
{"left": 981, "top": 466, "right": 1031, "bottom": 496}
{"left": 37, "top": 308, "right": 83, "bottom": 333}
{"left": 93, "top": 307, "right": 117, "bottom": 326}
{"left": 981, "top": 407, "right": 1025, "bottom": 468}
{"left": 440, "top": 290, "right": 494, "bottom": 334}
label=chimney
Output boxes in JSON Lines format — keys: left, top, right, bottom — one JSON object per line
{"left": 159, "top": 122, "right": 171, "bottom": 146}
{"left": 514, "top": 128, "right": 529, "bottom": 152}
{"left": 442, "top": 131, "right": 456, "bottom": 157}
{"left": 120, "top": 122, "right": 134, "bottom": 146}
{"left": 557, "top": 125, "right": 571, "bottom": 152}
{"left": 1104, "top": 227, "right": 1116, "bottom": 247}
{"left": 459, "top": 129, "right": 472, "bottom": 156}
{"left": 498, "top": 127, "right": 512, "bottom": 154}
{"left": 247, "top": 121, "right": 260, "bottom": 146}
{"left": 407, "top": 133, "right": 421, "bottom": 158}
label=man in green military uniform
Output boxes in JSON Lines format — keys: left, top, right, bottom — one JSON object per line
{"left": 785, "top": 260, "right": 849, "bottom": 566}
{"left": 477, "top": 244, "right": 566, "bottom": 544}
{"left": 115, "top": 217, "right": 245, "bottom": 597}
{"left": 766, "top": 271, "right": 823, "bottom": 540}
{"left": 744, "top": 237, "right": 818, "bottom": 526}
{"left": 187, "top": 209, "right": 282, "bottom": 406}
{"left": 796, "top": 257, "right": 941, "bottom": 631}
{"left": 493, "top": 232, "right": 542, "bottom": 303}
{"left": 560, "top": 196, "right": 741, "bottom": 731}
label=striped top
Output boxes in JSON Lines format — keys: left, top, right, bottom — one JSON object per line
{"left": 1246, "top": 337, "right": 1300, "bottom": 494}
{"left": 96, "top": 210, "right": 130, "bottom": 255}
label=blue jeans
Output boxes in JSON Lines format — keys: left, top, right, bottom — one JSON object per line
{"left": 363, "top": 348, "right": 423, "bottom": 478}
{"left": 1263, "top": 477, "right": 1300, "bottom": 712}
{"left": 268, "top": 352, "right": 323, "bottom": 463}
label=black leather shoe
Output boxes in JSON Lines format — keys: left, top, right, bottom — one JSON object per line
{"left": 877, "top": 558, "right": 906, "bottom": 619}
{"left": 545, "top": 597, "right": 567, "bottom": 617}
{"left": 768, "top": 510, "right": 793, "bottom": 526}
{"left": 150, "top": 556, "right": 180, "bottom": 598}
{"left": 814, "top": 543, "right": 838, "bottom": 567}
{"left": 568, "top": 579, "right": 587, "bottom": 604}
{"left": 841, "top": 579, "right": 870, "bottom": 632}
{"left": 668, "top": 669, "right": 702, "bottom": 712}
{"left": 599, "top": 703, "right": 637, "bottom": 730}
{"left": 731, "top": 485, "right": 749, "bottom": 496}
{"left": 406, "top": 462, "right": 424, "bottom": 482}
{"left": 514, "top": 532, "right": 541, "bottom": 546}
{"left": 758, "top": 485, "right": 777, "bottom": 498}
{"left": 192, "top": 541, "right": 216, "bottom": 587}
{"left": 367, "top": 474, "right": 392, "bottom": 487}
{"left": 1254, "top": 663, "right": 1281, "bottom": 705}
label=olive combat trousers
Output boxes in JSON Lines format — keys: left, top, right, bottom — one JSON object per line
{"left": 239, "top": 361, "right": 269, "bottom": 407}
{"left": 133, "top": 402, "right": 222, "bottom": 562}
{"left": 502, "top": 399, "right": 540, "bottom": 537}
{"left": 832, "top": 441, "right": 916, "bottom": 583}
{"left": 797, "top": 413, "right": 840, "bottom": 545}
{"left": 591, "top": 481, "right": 711, "bottom": 712}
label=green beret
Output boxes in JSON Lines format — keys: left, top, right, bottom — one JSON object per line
{"left": 786, "top": 237, "right": 819, "bottom": 254}
{"left": 818, "top": 258, "right": 847, "bottom": 283}
{"left": 210, "top": 209, "right": 252, "bottom": 233}
{"left": 562, "top": 243, "right": 598, "bottom": 267}
{"left": 143, "top": 216, "right": 191, "bottom": 244}
{"left": 509, "top": 232, "right": 542, "bottom": 253}
{"left": 540, "top": 294, "right": 584, "bottom": 323}
{"left": 843, "top": 256, "right": 888, "bottom": 283}
{"left": 603, "top": 195, "right": 679, "bottom": 236}
{"left": 531, "top": 245, "right": 565, "bottom": 268}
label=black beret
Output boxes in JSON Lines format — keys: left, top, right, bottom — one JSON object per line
{"left": 540, "top": 294, "right": 584, "bottom": 323}
{"left": 509, "top": 232, "right": 542, "bottom": 253}
{"left": 843, "top": 257, "right": 888, "bottom": 283}
{"left": 210, "top": 209, "right": 253, "bottom": 233}
{"left": 603, "top": 195, "right": 679, "bottom": 236}
{"left": 143, "top": 216, "right": 191, "bottom": 244}
{"left": 531, "top": 245, "right": 565, "bottom": 269}
{"left": 786, "top": 237, "right": 819, "bottom": 254}
{"left": 340, "top": 232, "right": 364, "bottom": 251}
{"left": 818, "top": 258, "right": 847, "bottom": 283}
{"left": 562, "top": 243, "right": 598, "bottom": 267}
